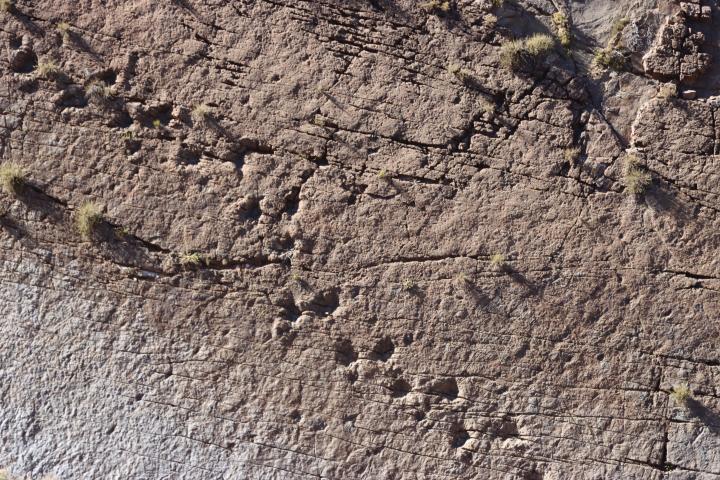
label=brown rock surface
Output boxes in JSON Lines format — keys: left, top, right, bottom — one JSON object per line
{"left": 1, "top": 0, "right": 720, "bottom": 478}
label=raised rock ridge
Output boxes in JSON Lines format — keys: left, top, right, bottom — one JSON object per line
{"left": 1, "top": 0, "right": 720, "bottom": 479}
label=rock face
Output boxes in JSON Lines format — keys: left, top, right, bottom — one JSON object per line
{"left": 642, "top": 10, "right": 711, "bottom": 82}
{"left": 1, "top": 0, "right": 720, "bottom": 479}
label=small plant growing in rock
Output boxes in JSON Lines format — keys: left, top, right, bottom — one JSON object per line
{"left": 623, "top": 156, "right": 652, "bottom": 195}
{"left": 0, "top": 0, "right": 14, "bottom": 12}
{"left": 610, "top": 17, "right": 630, "bottom": 39}
{"left": 657, "top": 83, "right": 678, "bottom": 99}
{"left": 500, "top": 40, "right": 525, "bottom": 70}
{"left": 455, "top": 273, "right": 471, "bottom": 286}
{"left": 594, "top": 48, "right": 626, "bottom": 71}
{"left": 114, "top": 226, "right": 129, "bottom": 238}
{"left": 594, "top": 18, "right": 630, "bottom": 72}
{"left": 480, "top": 97, "right": 495, "bottom": 114}
{"left": 180, "top": 252, "right": 203, "bottom": 267}
{"left": 670, "top": 383, "right": 691, "bottom": 406}
{"left": 0, "top": 163, "right": 25, "bottom": 196}
{"left": 420, "top": 0, "right": 450, "bottom": 13}
{"left": 490, "top": 253, "right": 506, "bottom": 271}
{"left": 402, "top": 279, "right": 416, "bottom": 291}
{"left": 563, "top": 147, "right": 581, "bottom": 162}
{"left": 483, "top": 13, "right": 497, "bottom": 28}
{"left": 448, "top": 63, "right": 470, "bottom": 82}
{"left": 525, "top": 34, "right": 555, "bottom": 55}
{"left": 312, "top": 115, "right": 329, "bottom": 127}
{"left": 36, "top": 60, "right": 60, "bottom": 79}
{"left": 75, "top": 201, "right": 103, "bottom": 239}
{"left": 57, "top": 22, "right": 71, "bottom": 43}
{"left": 552, "top": 12, "right": 571, "bottom": 47}
{"left": 86, "top": 81, "right": 112, "bottom": 104}
{"left": 192, "top": 103, "right": 212, "bottom": 124}
{"left": 377, "top": 169, "right": 391, "bottom": 180}
{"left": 152, "top": 119, "right": 162, "bottom": 128}
{"left": 501, "top": 34, "right": 556, "bottom": 71}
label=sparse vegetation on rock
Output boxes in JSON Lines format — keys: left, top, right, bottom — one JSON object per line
{"left": 57, "top": 21, "right": 71, "bottom": 43}
{"left": 75, "top": 202, "right": 103, "bottom": 240}
{"left": 192, "top": 103, "right": 212, "bottom": 124}
{"left": 623, "top": 156, "right": 652, "bottom": 195}
{"left": 0, "top": 163, "right": 25, "bottom": 196}
{"left": 594, "top": 17, "right": 630, "bottom": 71}
{"left": 594, "top": 48, "right": 626, "bottom": 70}
{"left": 670, "top": 384, "right": 691, "bottom": 406}
{"left": 5, "top": 2, "right": 720, "bottom": 478}
{"left": 657, "top": 83, "right": 678, "bottom": 99}
{"left": 564, "top": 147, "right": 581, "bottom": 162}
{"left": 420, "top": 0, "right": 450, "bottom": 13}
{"left": 552, "top": 12, "right": 571, "bottom": 47}
{"left": 501, "top": 34, "right": 556, "bottom": 71}
{"left": 0, "top": 0, "right": 14, "bottom": 13}
{"left": 180, "top": 252, "right": 204, "bottom": 267}
{"left": 402, "top": 279, "right": 416, "bottom": 291}
{"left": 86, "top": 81, "right": 112, "bottom": 104}
{"left": 448, "top": 63, "right": 470, "bottom": 82}
{"left": 36, "top": 60, "right": 60, "bottom": 79}
{"left": 490, "top": 253, "right": 506, "bottom": 271}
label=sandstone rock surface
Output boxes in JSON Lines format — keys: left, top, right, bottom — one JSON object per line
{"left": 1, "top": 0, "right": 720, "bottom": 478}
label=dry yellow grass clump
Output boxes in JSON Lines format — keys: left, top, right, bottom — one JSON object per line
{"left": 75, "top": 202, "right": 104, "bottom": 239}
{"left": 0, "top": 163, "right": 25, "bottom": 196}
{"left": 501, "top": 34, "right": 556, "bottom": 70}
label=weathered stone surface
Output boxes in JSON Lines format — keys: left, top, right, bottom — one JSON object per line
{"left": 1, "top": 0, "right": 720, "bottom": 479}
{"left": 643, "top": 13, "right": 712, "bottom": 82}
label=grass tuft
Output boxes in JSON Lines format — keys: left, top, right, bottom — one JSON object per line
{"left": 0, "top": 163, "right": 25, "bottom": 196}
{"left": 483, "top": 13, "right": 497, "bottom": 28}
{"left": 180, "top": 252, "right": 203, "bottom": 267}
{"left": 57, "top": 21, "right": 71, "bottom": 42}
{"left": 0, "top": 0, "right": 14, "bottom": 12}
{"left": 623, "top": 156, "right": 652, "bottom": 195}
{"left": 75, "top": 202, "right": 103, "bottom": 240}
{"left": 191, "top": 103, "right": 212, "bottom": 124}
{"left": 594, "top": 48, "right": 626, "bottom": 71}
{"left": 501, "top": 34, "right": 556, "bottom": 71}
{"left": 448, "top": 63, "right": 471, "bottom": 82}
{"left": 490, "top": 253, "right": 506, "bottom": 271}
{"left": 500, "top": 39, "right": 526, "bottom": 70}
{"left": 525, "top": 34, "right": 555, "bottom": 55}
{"left": 86, "top": 81, "right": 112, "bottom": 104}
{"left": 657, "top": 83, "right": 678, "bottom": 99}
{"left": 670, "top": 384, "right": 691, "bottom": 406}
{"left": 564, "top": 147, "right": 581, "bottom": 163}
{"left": 402, "top": 279, "right": 416, "bottom": 291}
{"left": 610, "top": 17, "right": 630, "bottom": 39}
{"left": 420, "top": 0, "right": 450, "bottom": 13}
{"left": 36, "top": 60, "right": 60, "bottom": 79}
{"left": 594, "top": 18, "right": 630, "bottom": 72}
{"left": 552, "top": 12, "right": 571, "bottom": 47}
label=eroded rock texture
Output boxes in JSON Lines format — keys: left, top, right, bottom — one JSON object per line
{"left": 2, "top": 0, "right": 720, "bottom": 478}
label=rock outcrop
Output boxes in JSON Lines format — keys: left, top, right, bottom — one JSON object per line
{"left": 1, "top": 0, "right": 720, "bottom": 479}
